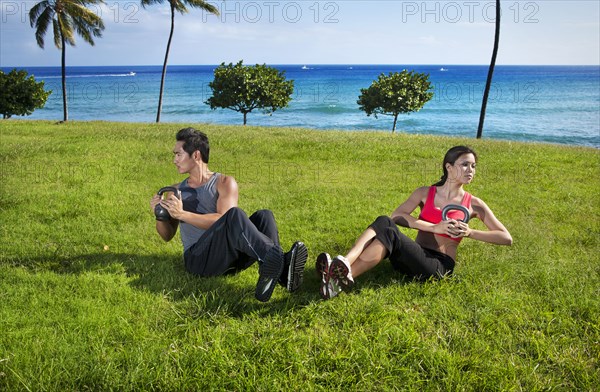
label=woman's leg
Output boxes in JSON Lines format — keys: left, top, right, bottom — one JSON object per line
{"left": 345, "top": 228, "right": 377, "bottom": 265}
{"left": 346, "top": 238, "right": 388, "bottom": 278}
{"left": 319, "top": 216, "right": 397, "bottom": 299}
{"left": 336, "top": 216, "right": 396, "bottom": 280}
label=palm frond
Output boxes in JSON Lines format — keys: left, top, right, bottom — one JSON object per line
{"left": 171, "top": 1, "right": 189, "bottom": 14}
{"left": 58, "top": 13, "right": 76, "bottom": 46}
{"left": 52, "top": 19, "right": 62, "bottom": 49}
{"left": 64, "top": 2, "right": 105, "bottom": 45}
{"left": 32, "top": 6, "right": 55, "bottom": 48}
{"left": 186, "top": 0, "right": 219, "bottom": 15}
{"left": 140, "top": 0, "right": 166, "bottom": 10}
{"left": 28, "top": 1, "right": 50, "bottom": 27}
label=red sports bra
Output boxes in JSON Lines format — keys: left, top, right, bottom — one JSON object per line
{"left": 418, "top": 186, "right": 472, "bottom": 243}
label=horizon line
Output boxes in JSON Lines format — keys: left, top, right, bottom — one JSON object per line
{"left": 2, "top": 63, "right": 599, "bottom": 68}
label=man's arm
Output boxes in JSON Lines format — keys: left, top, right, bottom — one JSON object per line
{"left": 161, "top": 175, "right": 239, "bottom": 230}
{"left": 150, "top": 192, "right": 179, "bottom": 242}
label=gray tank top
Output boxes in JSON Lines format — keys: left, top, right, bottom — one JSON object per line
{"left": 178, "top": 173, "right": 220, "bottom": 251}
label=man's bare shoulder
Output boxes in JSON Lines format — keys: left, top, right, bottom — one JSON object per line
{"left": 217, "top": 174, "right": 238, "bottom": 192}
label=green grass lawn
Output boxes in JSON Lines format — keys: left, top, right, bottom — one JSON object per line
{"left": 1, "top": 120, "right": 598, "bottom": 391}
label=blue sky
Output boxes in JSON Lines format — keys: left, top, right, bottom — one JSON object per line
{"left": 1, "top": 0, "right": 599, "bottom": 66}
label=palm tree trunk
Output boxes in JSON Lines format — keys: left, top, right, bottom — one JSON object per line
{"left": 61, "top": 30, "right": 68, "bottom": 122}
{"left": 477, "top": 0, "right": 500, "bottom": 139}
{"left": 156, "top": 2, "right": 176, "bottom": 123}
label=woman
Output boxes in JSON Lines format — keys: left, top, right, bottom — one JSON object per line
{"left": 317, "top": 145, "right": 512, "bottom": 299}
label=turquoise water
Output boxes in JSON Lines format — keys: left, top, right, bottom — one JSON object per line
{"left": 5, "top": 64, "right": 599, "bottom": 147}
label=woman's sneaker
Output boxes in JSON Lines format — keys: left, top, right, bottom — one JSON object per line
{"left": 330, "top": 255, "right": 354, "bottom": 292}
{"left": 316, "top": 253, "right": 342, "bottom": 300}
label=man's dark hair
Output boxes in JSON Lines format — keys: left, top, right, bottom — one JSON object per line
{"left": 176, "top": 127, "right": 209, "bottom": 163}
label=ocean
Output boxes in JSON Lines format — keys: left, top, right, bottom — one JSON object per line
{"left": 4, "top": 64, "right": 599, "bottom": 148}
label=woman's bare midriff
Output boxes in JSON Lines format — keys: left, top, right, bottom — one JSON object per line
{"left": 415, "top": 231, "right": 459, "bottom": 260}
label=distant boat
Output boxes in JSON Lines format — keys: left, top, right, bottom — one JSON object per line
{"left": 301, "top": 65, "right": 309, "bottom": 70}
{"left": 439, "top": 68, "right": 448, "bottom": 72}
{"left": 128, "top": 72, "right": 136, "bottom": 76}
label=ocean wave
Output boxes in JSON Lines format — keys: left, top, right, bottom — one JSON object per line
{"left": 42, "top": 72, "right": 136, "bottom": 79}
{"left": 293, "top": 105, "right": 354, "bottom": 114}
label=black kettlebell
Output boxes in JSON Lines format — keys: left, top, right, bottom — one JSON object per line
{"left": 154, "top": 186, "right": 180, "bottom": 221}
{"left": 441, "top": 204, "right": 470, "bottom": 223}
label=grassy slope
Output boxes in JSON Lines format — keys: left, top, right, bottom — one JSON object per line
{"left": 1, "top": 121, "right": 598, "bottom": 391}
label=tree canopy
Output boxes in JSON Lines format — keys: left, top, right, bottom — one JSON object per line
{"left": 206, "top": 61, "right": 295, "bottom": 125}
{"left": 0, "top": 69, "right": 52, "bottom": 119}
{"left": 357, "top": 70, "right": 433, "bottom": 132}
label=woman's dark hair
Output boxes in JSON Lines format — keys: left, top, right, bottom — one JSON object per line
{"left": 176, "top": 127, "right": 209, "bottom": 163}
{"left": 433, "top": 146, "right": 477, "bottom": 186}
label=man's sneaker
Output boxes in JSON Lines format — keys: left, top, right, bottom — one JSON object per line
{"left": 283, "top": 242, "right": 308, "bottom": 292}
{"left": 316, "top": 253, "right": 342, "bottom": 300}
{"left": 255, "top": 246, "right": 284, "bottom": 302}
{"left": 330, "top": 255, "right": 354, "bottom": 292}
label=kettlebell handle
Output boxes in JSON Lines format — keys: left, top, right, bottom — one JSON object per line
{"left": 441, "top": 204, "right": 470, "bottom": 223}
{"left": 157, "top": 186, "right": 180, "bottom": 199}
{"left": 154, "top": 186, "right": 181, "bottom": 221}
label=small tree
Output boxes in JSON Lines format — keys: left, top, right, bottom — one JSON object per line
{"left": 0, "top": 69, "right": 52, "bottom": 119}
{"left": 357, "top": 70, "right": 433, "bottom": 133}
{"left": 206, "top": 61, "right": 294, "bottom": 125}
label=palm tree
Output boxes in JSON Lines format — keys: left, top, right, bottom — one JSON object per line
{"left": 29, "top": 0, "right": 105, "bottom": 122}
{"left": 477, "top": 0, "right": 501, "bottom": 139}
{"left": 141, "top": 0, "right": 219, "bottom": 123}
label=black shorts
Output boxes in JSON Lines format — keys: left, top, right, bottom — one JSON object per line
{"left": 369, "top": 215, "right": 455, "bottom": 280}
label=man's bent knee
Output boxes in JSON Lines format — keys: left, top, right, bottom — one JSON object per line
{"left": 224, "top": 206, "right": 245, "bottom": 220}
{"left": 251, "top": 209, "right": 274, "bottom": 221}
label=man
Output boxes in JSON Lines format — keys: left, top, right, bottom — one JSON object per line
{"left": 150, "top": 127, "right": 308, "bottom": 302}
